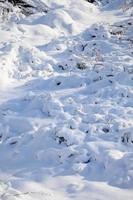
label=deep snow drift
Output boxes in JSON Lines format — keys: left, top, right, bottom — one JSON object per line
{"left": 0, "top": 0, "right": 133, "bottom": 199}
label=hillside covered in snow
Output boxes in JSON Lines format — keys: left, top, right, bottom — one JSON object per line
{"left": 0, "top": 0, "right": 133, "bottom": 199}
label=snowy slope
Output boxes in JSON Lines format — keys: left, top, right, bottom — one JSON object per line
{"left": 0, "top": 0, "right": 133, "bottom": 199}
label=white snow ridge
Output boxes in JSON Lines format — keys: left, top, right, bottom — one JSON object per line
{"left": 0, "top": 0, "right": 133, "bottom": 199}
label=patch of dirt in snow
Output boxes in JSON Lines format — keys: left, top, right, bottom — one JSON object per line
{"left": 0, "top": 0, "right": 133, "bottom": 199}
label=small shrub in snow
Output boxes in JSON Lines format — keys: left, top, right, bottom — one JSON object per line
{"left": 121, "top": 132, "right": 133, "bottom": 144}
{"left": 0, "top": 0, "right": 49, "bottom": 17}
{"left": 102, "top": 127, "right": 110, "bottom": 133}
{"left": 86, "top": 0, "right": 96, "bottom": 3}
{"left": 76, "top": 62, "right": 87, "bottom": 70}
{"left": 55, "top": 127, "right": 86, "bottom": 146}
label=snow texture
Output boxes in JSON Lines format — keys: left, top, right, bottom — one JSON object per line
{"left": 0, "top": 0, "right": 133, "bottom": 199}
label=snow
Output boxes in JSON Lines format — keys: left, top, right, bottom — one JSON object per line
{"left": 0, "top": 0, "right": 133, "bottom": 199}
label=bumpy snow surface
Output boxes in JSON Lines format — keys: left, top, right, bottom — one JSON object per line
{"left": 0, "top": 0, "right": 133, "bottom": 199}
